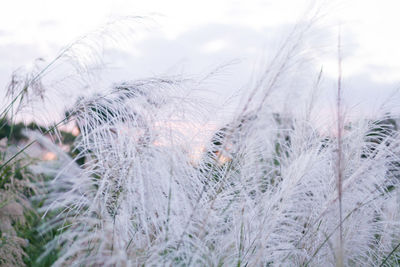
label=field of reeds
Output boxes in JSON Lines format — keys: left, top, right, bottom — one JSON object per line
{"left": 1, "top": 17, "right": 400, "bottom": 267}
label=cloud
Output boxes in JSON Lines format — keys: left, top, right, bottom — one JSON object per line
{"left": 1, "top": 17, "right": 400, "bottom": 120}
{"left": 0, "top": 43, "right": 42, "bottom": 87}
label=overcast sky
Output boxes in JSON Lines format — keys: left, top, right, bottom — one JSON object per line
{"left": 1, "top": 0, "right": 400, "bottom": 122}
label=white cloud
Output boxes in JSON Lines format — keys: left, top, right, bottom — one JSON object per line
{"left": 1, "top": 0, "right": 400, "bottom": 115}
{"left": 202, "top": 39, "right": 228, "bottom": 53}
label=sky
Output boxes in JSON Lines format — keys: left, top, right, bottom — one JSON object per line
{"left": 1, "top": 0, "right": 400, "bottom": 122}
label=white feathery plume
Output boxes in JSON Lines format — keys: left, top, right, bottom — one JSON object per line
{"left": 29, "top": 16, "right": 400, "bottom": 267}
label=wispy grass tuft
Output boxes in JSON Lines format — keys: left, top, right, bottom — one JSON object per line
{"left": 7, "top": 14, "right": 400, "bottom": 267}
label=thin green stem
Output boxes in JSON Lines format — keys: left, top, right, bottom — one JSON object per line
{"left": 0, "top": 115, "right": 71, "bottom": 171}
{"left": 379, "top": 241, "right": 400, "bottom": 267}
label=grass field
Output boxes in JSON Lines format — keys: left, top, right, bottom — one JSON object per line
{"left": 1, "top": 17, "right": 400, "bottom": 267}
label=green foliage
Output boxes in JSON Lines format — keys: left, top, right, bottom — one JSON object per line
{"left": 0, "top": 118, "right": 63, "bottom": 266}
{"left": 14, "top": 209, "right": 59, "bottom": 267}
{"left": 0, "top": 119, "right": 27, "bottom": 142}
